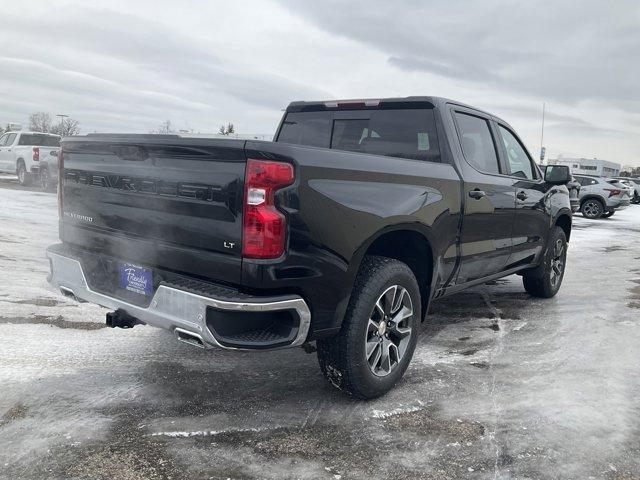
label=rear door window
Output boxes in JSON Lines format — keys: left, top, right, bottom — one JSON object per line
{"left": 453, "top": 112, "right": 500, "bottom": 174}
{"left": 575, "top": 176, "right": 597, "bottom": 186}
{"left": 277, "top": 108, "right": 441, "bottom": 162}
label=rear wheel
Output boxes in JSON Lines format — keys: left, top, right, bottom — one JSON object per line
{"left": 17, "top": 161, "right": 32, "bottom": 186}
{"left": 581, "top": 199, "right": 604, "bottom": 219}
{"left": 317, "top": 256, "right": 421, "bottom": 399}
{"left": 523, "top": 226, "right": 567, "bottom": 298}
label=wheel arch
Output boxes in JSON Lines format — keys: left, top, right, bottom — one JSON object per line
{"left": 349, "top": 224, "right": 435, "bottom": 320}
{"left": 580, "top": 194, "right": 605, "bottom": 208}
{"left": 554, "top": 212, "right": 572, "bottom": 242}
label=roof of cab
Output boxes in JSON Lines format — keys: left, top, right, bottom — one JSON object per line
{"left": 285, "top": 96, "right": 499, "bottom": 120}
{"left": 11, "top": 131, "right": 61, "bottom": 137}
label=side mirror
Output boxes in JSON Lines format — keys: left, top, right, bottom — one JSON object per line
{"left": 544, "top": 165, "right": 570, "bottom": 185}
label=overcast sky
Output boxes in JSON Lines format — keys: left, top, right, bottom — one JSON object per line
{"left": 1, "top": 0, "right": 638, "bottom": 165}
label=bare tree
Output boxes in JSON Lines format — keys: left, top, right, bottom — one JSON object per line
{"left": 152, "top": 120, "right": 174, "bottom": 134}
{"left": 51, "top": 117, "right": 81, "bottom": 137}
{"left": 218, "top": 122, "right": 235, "bottom": 135}
{"left": 5, "top": 123, "right": 20, "bottom": 132}
{"left": 0, "top": 125, "right": 4, "bottom": 135}
{"left": 29, "top": 112, "right": 52, "bottom": 133}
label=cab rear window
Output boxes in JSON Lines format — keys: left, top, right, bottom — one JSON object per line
{"left": 277, "top": 109, "right": 440, "bottom": 162}
{"left": 18, "top": 134, "right": 60, "bottom": 147}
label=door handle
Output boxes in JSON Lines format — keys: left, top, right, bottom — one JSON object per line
{"left": 468, "top": 189, "right": 486, "bottom": 199}
{"left": 516, "top": 191, "right": 528, "bottom": 201}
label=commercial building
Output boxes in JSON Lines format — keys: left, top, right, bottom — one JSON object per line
{"left": 548, "top": 157, "right": 621, "bottom": 177}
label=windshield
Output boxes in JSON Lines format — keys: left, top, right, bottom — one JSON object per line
{"left": 18, "top": 134, "right": 61, "bottom": 147}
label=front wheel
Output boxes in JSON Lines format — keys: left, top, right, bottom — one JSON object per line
{"left": 523, "top": 226, "right": 567, "bottom": 298}
{"left": 317, "top": 256, "right": 421, "bottom": 399}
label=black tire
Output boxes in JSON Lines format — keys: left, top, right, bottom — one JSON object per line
{"left": 581, "top": 198, "right": 604, "bottom": 219}
{"left": 316, "top": 256, "right": 421, "bottom": 399}
{"left": 523, "top": 226, "right": 567, "bottom": 298}
{"left": 17, "top": 161, "right": 32, "bottom": 186}
{"left": 601, "top": 211, "right": 614, "bottom": 218}
{"left": 632, "top": 194, "right": 640, "bottom": 205}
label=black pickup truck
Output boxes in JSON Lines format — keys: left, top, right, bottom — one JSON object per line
{"left": 47, "top": 97, "right": 572, "bottom": 398}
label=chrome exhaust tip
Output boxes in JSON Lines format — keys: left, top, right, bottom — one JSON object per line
{"left": 59, "top": 286, "right": 77, "bottom": 300}
{"left": 174, "top": 328, "right": 205, "bottom": 349}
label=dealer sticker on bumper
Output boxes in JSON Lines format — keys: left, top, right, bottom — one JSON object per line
{"left": 119, "top": 263, "right": 153, "bottom": 296}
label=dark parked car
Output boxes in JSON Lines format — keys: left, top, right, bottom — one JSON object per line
{"left": 47, "top": 97, "right": 572, "bottom": 398}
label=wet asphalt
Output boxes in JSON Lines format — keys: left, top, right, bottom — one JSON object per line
{"left": 1, "top": 176, "right": 639, "bottom": 479}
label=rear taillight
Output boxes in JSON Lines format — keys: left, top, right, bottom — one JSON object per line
{"left": 242, "top": 159, "right": 294, "bottom": 259}
{"left": 57, "top": 150, "right": 64, "bottom": 218}
{"left": 604, "top": 188, "right": 621, "bottom": 197}
{"left": 32, "top": 147, "right": 39, "bottom": 161}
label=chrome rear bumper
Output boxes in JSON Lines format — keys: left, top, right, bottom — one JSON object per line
{"left": 46, "top": 249, "right": 311, "bottom": 350}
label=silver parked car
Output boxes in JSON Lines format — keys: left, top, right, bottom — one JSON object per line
{"left": 607, "top": 178, "right": 635, "bottom": 199}
{"left": 574, "top": 175, "right": 630, "bottom": 219}
{"left": 612, "top": 177, "right": 640, "bottom": 204}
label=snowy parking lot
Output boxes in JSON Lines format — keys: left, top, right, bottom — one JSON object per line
{"left": 1, "top": 176, "right": 639, "bottom": 480}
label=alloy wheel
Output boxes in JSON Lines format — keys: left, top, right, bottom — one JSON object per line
{"left": 365, "top": 285, "right": 414, "bottom": 377}
{"left": 582, "top": 200, "right": 602, "bottom": 218}
{"left": 549, "top": 238, "right": 566, "bottom": 288}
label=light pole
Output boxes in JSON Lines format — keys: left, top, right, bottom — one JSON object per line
{"left": 539, "top": 102, "right": 546, "bottom": 165}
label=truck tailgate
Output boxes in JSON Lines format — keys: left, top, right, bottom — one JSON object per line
{"left": 60, "top": 135, "right": 246, "bottom": 286}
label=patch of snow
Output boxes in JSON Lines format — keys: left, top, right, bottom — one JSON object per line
{"left": 370, "top": 404, "right": 423, "bottom": 419}
{"left": 150, "top": 427, "right": 263, "bottom": 438}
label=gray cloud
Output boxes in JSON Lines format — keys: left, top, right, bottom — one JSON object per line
{"left": 0, "top": 0, "right": 637, "bottom": 164}
{"left": 486, "top": 103, "right": 630, "bottom": 137}
{"left": 0, "top": 3, "right": 328, "bottom": 133}
{"left": 276, "top": 0, "right": 640, "bottom": 110}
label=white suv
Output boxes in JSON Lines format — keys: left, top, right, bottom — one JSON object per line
{"left": 574, "top": 175, "right": 631, "bottom": 219}
{"left": 0, "top": 131, "right": 61, "bottom": 186}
